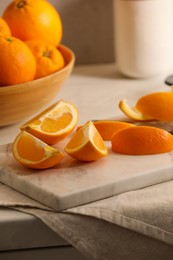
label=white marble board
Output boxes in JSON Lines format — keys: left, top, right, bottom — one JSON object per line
{"left": 0, "top": 143, "right": 173, "bottom": 211}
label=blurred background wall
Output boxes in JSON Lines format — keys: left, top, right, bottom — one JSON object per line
{"left": 0, "top": 0, "right": 115, "bottom": 64}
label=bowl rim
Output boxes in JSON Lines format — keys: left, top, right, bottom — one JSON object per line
{"left": 0, "top": 44, "right": 75, "bottom": 93}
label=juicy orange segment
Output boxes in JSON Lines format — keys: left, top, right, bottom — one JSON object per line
{"left": 12, "top": 131, "right": 64, "bottom": 169}
{"left": 119, "top": 99, "right": 154, "bottom": 121}
{"left": 65, "top": 121, "right": 108, "bottom": 161}
{"left": 111, "top": 126, "right": 173, "bottom": 155}
{"left": 77, "top": 120, "right": 135, "bottom": 140}
{"left": 20, "top": 100, "right": 78, "bottom": 145}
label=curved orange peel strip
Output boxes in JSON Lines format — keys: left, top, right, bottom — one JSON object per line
{"left": 119, "top": 99, "right": 154, "bottom": 122}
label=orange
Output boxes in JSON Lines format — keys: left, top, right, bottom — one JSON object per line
{"left": 0, "top": 36, "right": 36, "bottom": 86}
{"left": 119, "top": 92, "right": 173, "bottom": 122}
{"left": 0, "top": 17, "right": 11, "bottom": 37}
{"left": 77, "top": 120, "right": 135, "bottom": 140}
{"left": 3, "top": 0, "right": 62, "bottom": 47}
{"left": 12, "top": 131, "right": 64, "bottom": 169}
{"left": 21, "top": 100, "right": 78, "bottom": 145}
{"left": 111, "top": 126, "right": 173, "bottom": 155}
{"left": 25, "top": 40, "right": 65, "bottom": 79}
{"left": 65, "top": 121, "right": 108, "bottom": 161}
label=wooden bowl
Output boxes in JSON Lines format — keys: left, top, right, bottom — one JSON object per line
{"left": 0, "top": 45, "right": 75, "bottom": 127}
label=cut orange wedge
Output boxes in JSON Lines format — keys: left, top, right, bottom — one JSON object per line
{"left": 77, "top": 120, "right": 135, "bottom": 140}
{"left": 21, "top": 100, "right": 78, "bottom": 145}
{"left": 119, "top": 99, "right": 154, "bottom": 122}
{"left": 12, "top": 131, "right": 64, "bottom": 169}
{"left": 65, "top": 121, "right": 108, "bottom": 161}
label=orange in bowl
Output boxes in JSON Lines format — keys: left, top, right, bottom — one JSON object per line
{"left": 0, "top": 17, "right": 11, "bottom": 37}
{"left": 0, "top": 45, "right": 75, "bottom": 127}
{"left": 25, "top": 40, "right": 65, "bottom": 79}
{"left": 0, "top": 35, "right": 36, "bottom": 86}
{"left": 3, "top": 0, "right": 62, "bottom": 46}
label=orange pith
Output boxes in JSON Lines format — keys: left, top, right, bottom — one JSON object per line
{"left": 65, "top": 121, "right": 108, "bottom": 161}
{"left": 20, "top": 100, "right": 78, "bottom": 145}
{"left": 25, "top": 40, "right": 65, "bottom": 79}
{"left": 111, "top": 126, "right": 173, "bottom": 155}
{"left": 3, "top": 0, "right": 62, "bottom": 46}
{"left": 12, "top": 131, "right": 64, "bottom": 169}
{"left": 0, "top": 36, "right": 36, "bottom": 86}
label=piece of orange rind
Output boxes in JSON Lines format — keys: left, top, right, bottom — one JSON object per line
{"left": 119, "top": 99, "right": 155, "bottom": 122}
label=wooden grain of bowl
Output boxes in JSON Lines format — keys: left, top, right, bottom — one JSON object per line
{"left": 0, "top": 45, "right": 75, "bottom": 127}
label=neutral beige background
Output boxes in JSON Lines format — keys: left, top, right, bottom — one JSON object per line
{"left": 0, "top": 0, "right": 115, "bottom": 64}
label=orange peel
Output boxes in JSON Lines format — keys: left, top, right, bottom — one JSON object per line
{"left": 119, "top": 99, "right": 154, "bottom": 122}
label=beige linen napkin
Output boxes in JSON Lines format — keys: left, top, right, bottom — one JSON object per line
{"left": 0, "top": 180, "right": 173, "bottom": 260}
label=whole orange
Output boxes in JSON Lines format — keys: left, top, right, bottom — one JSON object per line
{"left": 0, "top": 17, "right": 11, "bottom": 37}
{"left": 0, "top": 36, "right": 36, "bottom": 86}
{"left": 25, "top": 40, "right": 65, "bottom": 79}
{"left": 2, "top": 0, "right": 62, "bottom": 47}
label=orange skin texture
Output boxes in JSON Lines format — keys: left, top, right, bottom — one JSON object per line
{"left": 136, "top": 92, "right": 173, "bottom": 122}
{"left": 3, "top": 0, "right": 62, "bottom": 47}
{"left": 0, "top": 36, "right": 36, "bottom": 86}
{"left": 93, "top": 121, "right": 135, "bottom": 140}
{"left": 111, "top": 126, "right": 173, "bottom": 155}
{"left": 25, "top": 40, "right": 65, "bottom": 79}
{"left": 0, "top": 17, "right": 11, "bottom": 37}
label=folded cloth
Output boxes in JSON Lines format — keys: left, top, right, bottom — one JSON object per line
{"left": 0, "top": 180, "right": 173, "bottom": 260}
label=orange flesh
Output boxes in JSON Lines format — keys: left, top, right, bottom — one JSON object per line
{"left": 17, "top": 134, "right": 45, "bottom": 161}
{"left": 93, "top": 131, "right": 106, "bottom": 150}
{"left": 67, "top": 130, "right": 85, "bottom": 149}
{"left": 33, "top": 112, "right": 72, "bottom": 133}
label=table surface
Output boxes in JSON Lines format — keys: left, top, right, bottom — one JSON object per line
{"left": 0, "top": 63, "right": 170, "bottom": 251}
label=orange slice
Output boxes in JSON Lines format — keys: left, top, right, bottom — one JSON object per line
{"left": 21, "top": 100, "right": 78, "bottom": 145}
{"left": 77, "top": 120, "right": 135, "bottom": 140}
{"left": 119, "top": 99, "right": 154, "bottom": 121}
{"left": 65, "top": 121, "right": 108, "bottom": 161}
{"left": 111, "top": 126, "right": 173, "bottom": 155}
{"left": 12, "top": 131, "right": 64, "bottom": 169}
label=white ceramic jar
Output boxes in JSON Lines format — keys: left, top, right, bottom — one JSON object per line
{"left": 114, "top": 0, "right": 173, "bottom": 78}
